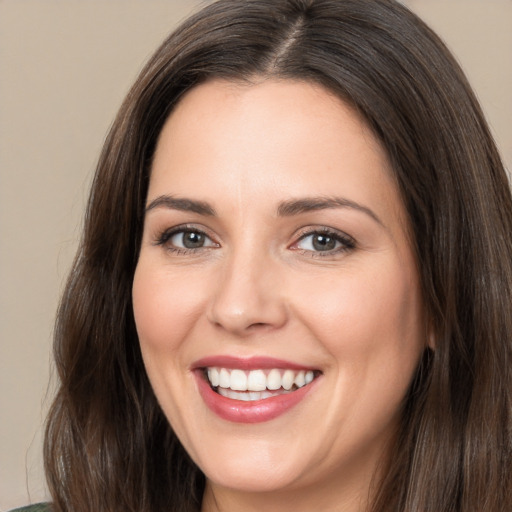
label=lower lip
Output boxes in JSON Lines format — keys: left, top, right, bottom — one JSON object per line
{"left": 195, "top": 372, "right": 316, "bottom": 423}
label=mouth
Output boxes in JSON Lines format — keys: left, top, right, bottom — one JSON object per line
{"left": 193, "top": 356, "right": 321, "bottom": 423}
{"left": 204, "top": 367, "right": 318, "bottom": 401}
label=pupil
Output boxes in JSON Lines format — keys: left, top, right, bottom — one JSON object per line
{"left": 183, "top": 231, "right": 204, "bottom": 248}
{"left": 312, "top": 234, "right": 335, "bottom": 251}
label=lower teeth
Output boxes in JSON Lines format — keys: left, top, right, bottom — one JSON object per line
{"left": 215, "top": 387, "right": 295, "bottom": 401}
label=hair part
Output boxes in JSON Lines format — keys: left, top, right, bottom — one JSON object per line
{"left": 45, "top": 1, "right": 512, "bottom": 511}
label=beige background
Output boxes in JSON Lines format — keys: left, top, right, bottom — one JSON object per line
{"left": 1, "top": 1, "right": 510, "bottom": 509}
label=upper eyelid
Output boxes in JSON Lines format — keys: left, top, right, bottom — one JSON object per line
{"left": 293, "top": 226, "right": 355, "bottom": 243}
{"left": 159, "top": 223, "right": 214, "bottom": 236}
{"left": 153, "top": 224, "right": 218, "bottom": 245}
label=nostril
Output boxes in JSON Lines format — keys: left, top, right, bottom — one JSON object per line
{"left": 248, "top": 322, "right": 268, "bottom": 329}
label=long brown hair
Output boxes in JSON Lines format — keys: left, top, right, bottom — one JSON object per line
{"left": 44, "top": 1, "right": 512, "bottom": 511}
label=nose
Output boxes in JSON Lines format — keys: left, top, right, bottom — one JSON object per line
{"left": 207, "top": 250, "right": 288, "bottom": 336}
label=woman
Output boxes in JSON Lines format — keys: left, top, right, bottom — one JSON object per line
{"left": 21, "top": 0, "right": 512, "bottom": 510}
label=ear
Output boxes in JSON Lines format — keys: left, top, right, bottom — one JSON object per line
{"left": 425, "top": 316, "right": 436, "bottom": 351}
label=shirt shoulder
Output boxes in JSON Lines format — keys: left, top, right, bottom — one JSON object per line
{"left": 10, "top": 504, "right": 52, "bottom": 512}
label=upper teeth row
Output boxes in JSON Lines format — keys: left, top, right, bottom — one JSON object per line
{"left": 207, "top": 367, "right": 315, "bottom": 391}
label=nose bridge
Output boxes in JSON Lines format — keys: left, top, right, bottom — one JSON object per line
{"left": 207, "top": 238, "right": 287, "bottom": 335}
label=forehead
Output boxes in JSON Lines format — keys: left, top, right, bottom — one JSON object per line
{"left": 149, "top": 78, "right": 406, "bottom": 231}
{"left": 157, "top": 78, "right": 381, "bottom": 154}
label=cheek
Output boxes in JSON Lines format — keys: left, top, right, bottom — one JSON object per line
{"left": 131, "top": 260, "right": 207, "bottom": 432}
{"left": 132, "top": 261, "right": 208, "bottom": 354}
{"left": 292, "top": 258, "right": 424, "bottom": 368}
{"left": 294, "top": 259, "right": 424, "bottom": 444}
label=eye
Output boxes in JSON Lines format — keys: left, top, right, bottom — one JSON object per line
{"left": 292, "top": 228, "right": 355, "bottom": 255}
{"left": 156, "top": 226, "right": 219, "bottom": 252}
{"left": 170, "top": 230, "right": 214, "bottom": 249}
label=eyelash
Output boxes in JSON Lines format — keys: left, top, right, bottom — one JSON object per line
{"left": 292, "top": 227, "right": 356, "bottom": 258}
{"left": 154, "top": 225, "right": 218, "bottom": 255}
{"left": 153, "top": 225, "right": 356, "bottom": 257}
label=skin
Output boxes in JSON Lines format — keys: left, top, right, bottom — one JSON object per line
{"left": 132, "top": 78, "right": 429, "bottom": 512}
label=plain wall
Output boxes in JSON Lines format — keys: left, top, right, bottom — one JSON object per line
{"left": 1, "top": 1, "right": 510, "bottom": 509}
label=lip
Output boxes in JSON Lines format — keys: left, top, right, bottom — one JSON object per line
{"left": 192, "top": 355, "right": 316, "bottom": 371}
{"left": 192, "top": 355, "right": 320, "bottom": 423}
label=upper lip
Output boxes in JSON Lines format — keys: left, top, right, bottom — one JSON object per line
{"left": 191, "top": 355, "right": 319, "bottom": 371}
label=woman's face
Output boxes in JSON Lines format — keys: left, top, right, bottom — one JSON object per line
{"left": 133, "top": 79, "right": 427, "bottom": 504}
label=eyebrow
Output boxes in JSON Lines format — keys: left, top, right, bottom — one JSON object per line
{"left": 145, "top": 195, "right": 216, "bottom": 216}
{"left": 277, "top": 196, "right": 383, "bottom": 226}
{"left": 145, "top": 194, "right": 383, "bottom": 227}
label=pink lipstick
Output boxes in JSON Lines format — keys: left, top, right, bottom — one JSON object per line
{"left": 192, "top": 356, "right": 320, "bottom": 423}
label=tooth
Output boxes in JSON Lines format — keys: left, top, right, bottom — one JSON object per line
{"left": 213, "top": 367, "right": 316, "bottom": 396}
{"left": 267, "top": 369, "right": 282, "bottom": 390}
{"left": 282, "top": 370, "right": 294, "bottom": 390}
{"left": 219, "top": 368, "right": 230, "bottom": 388}
{"left": 208, "top": 368, "right": 219, "bottom": 387}
{"left": 226, "top": 389, "right": 238, "bottom": 399}
{"left": 230, "top": 369, "right": 247, "bottom": 391}
{"left": 247, "top": 369, "right": 266, "bottom": 391}
{"left": 294, "top": 370, "right": 305, "bottom": 388}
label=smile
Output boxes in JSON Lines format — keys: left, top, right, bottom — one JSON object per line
{"left": 206, "top": 367, "right": 316, "bottom": 401}
{"left": 192, "top": 356, "right": 321, "bottom": 423}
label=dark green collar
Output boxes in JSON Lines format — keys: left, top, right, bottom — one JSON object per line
{"left": 10, "top": 504, "right": 51, "bottom": 512}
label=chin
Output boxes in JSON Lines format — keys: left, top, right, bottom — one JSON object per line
{"left": 203, "top": 461, "right": 300, "bottom": 493}
{"left": 192, "top": 441, "right": 307, "bottom": 493}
